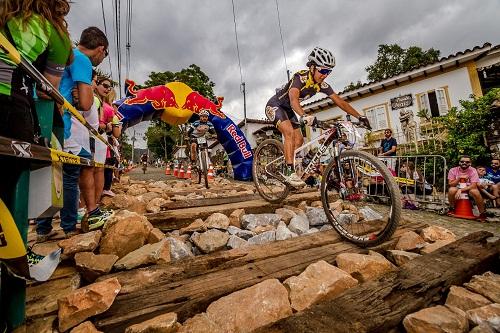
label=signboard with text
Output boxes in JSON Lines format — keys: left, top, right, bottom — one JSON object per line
{"left": 390, "top": 94, "right": 413, "bottom": 110}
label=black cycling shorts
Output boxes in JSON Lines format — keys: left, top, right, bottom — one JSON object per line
{"left": 265, "top": 96, "right": 300, "bottom": 129}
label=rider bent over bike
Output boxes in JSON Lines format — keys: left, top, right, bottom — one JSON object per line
{"left": 187, "top": 109, "right": 215, "bottom": 163}
{"left": 264, "top": 47, "right": 371, "bottom": 188}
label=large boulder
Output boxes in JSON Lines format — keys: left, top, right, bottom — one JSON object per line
{"left": 191, "top": 230, "right": 230, "bottom": 254}
{"left": 420, "top": 225, "right": 456, "bottom": 242}
{"left": 227, "top": 235, "right": 248, "bottom": 249}
{"left": 229, "top": 209, "right": 245, "bottom": 228}
{"left": 166, "top": 237, "right": 194, "bottom": 261}
{"left": 180, "top": 219, "right": 207, "bottom": 235}
{"left": 57, "top": 231, "right": 101, "bottom": 256}
{"left": 147, "top": 228, "right": 165, "bottom": 244}
{"left": 336, "top": 252, "right": 395, "bottom": 282}
{"left": 276, "top": 222, "right": 297, "bottom": 241}
{"left": 445, "top": 286, "right": 492, "bottom": 311}
{"left": 58, "top": 278, "right": 121, "bottom": 332}
{"left": 395, "top": 231, "right": 427, "bottom": 251}
{"left": 70, "top": 321, "right": 102, "bottom": 333}
{"left": 275, "top": 208, "right": 296, "bottom": 225}
{"left": 74, "top": 252, "right": 118, "bottom": 282}
{"left": 114, "top": 240, "right": 171, "bottom": 270}
{"left": 420, "top": 239, "right": 455, "bottom": 254}
{"left": 386, "top": 250, "right": 421, "bottom": 267}
{"left": 127, "top": 184, "right": 148, "bottom": 196}
{"left": 284, "top": 260, "right": 358, "bottom": 311}
{"left": 247, "top": 231, "right": 276, "bottom": 245}
{"left": 125, "top": 312, "right": 179, "bottom": 333}
{"left": 403, "top": 305, "right": 469, "bottom": 333}
{"left": 205, "top": 213, "right": 231, "bottom": 230}
{"left": 99, "top": 210, "right": 152, "bottom": 258}
{"left": 288, "top": 215, "right": 309, "bottom": 235}
{"left": 305, "top": 207, "right": 328, "bottom": 226}
{"left": 146, "top": 197, "right": 168, "bottom": 213}
{"left": 111, "top": 194, "right": 147, "bottom": 214}
{"left": 466, "top": 304, "right": 500, "bottom": 332}
{"left": 227, "top": 226, "right": 254, "bottom": 240}
{"left": 241, "top": 214, "right": 281, "bottom": 230}
{"left": 136, "top": 191, "right": 161, "bottom": 203}
{"left": 464, "top": 272, "right": 500, "bottom": 303}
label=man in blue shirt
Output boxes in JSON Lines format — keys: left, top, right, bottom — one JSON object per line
{"left": 37, "top": 27, "right": 109, "bottom": 241}
{"left": 379, "top": 128, "right": 397, "bottom": 157}
{"left": 485, "top": 158, "right": 500, "bottom": 206}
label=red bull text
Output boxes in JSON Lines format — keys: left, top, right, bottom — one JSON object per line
{"left": 226, "top": 124, "right": 252, "bottom": 159}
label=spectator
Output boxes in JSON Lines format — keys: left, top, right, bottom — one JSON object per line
{"left": 476, "top": 165, "right": 497, "bottom": 204}
{"left": 447, "top": 155, "right": 486, "bottom": 221}
{"left": 379, "top": 128, "right": 397, "bottom": 157}
{"left": 400, "top": 160, "right": 433, "bottom": 196}
{"left": 37, "top": 26, "right": 109, "bottom": 240}
{"left": 0, "top": 0, "right": 72, "bottom": 205}
{"left": 485, "top": 158, "right": 500, "bottom": 206}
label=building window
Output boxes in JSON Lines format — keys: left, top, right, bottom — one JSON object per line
{"left": 417, "top": 87, "right": 450, "bottom": 118}
{"left": 364, "top": 104, "right": 389, "bottom": 131}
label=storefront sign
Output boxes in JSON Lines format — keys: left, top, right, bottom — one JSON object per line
{"left": 391, "top": 94, "right": 413, "bottom": 110}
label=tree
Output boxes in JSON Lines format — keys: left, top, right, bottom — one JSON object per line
{"left": 366, "top": 44, "right": 440, "bottom": 82}
{"left": 142, "top": 64, "right": 216, "bottom": 159}
{"left": 343, "top": 80, "right": 363, "bottom": 92}
{"left": 119, "top": 132, "right": 133, "bottom": 161}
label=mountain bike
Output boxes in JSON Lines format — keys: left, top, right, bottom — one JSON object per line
{"left": 190, "top": 135, "right": 210, "bottom": 189}
{"left": 252, "top": 117, "right": 401, "bottom": 247}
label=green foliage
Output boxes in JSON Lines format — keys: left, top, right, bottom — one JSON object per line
{"left": 144, "top": 64, "right": 216, "bottom": 99}
{"left": 366, "top": 44, "right": 440, "bottom": 82}
{"left": 119, "top": 132, "right": 133, "bottom": 161}
{"left": 440, "top": 88, "right": 500, "bottom": 166}
{"left": 144, "top": 120, "right": 179, "bottom": 160}
{"left": 343, "top": 80, "right": 363, "bottom": 92}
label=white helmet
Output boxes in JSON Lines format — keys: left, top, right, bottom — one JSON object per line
{"left": 308, "top": 47, "right": 335, "bottom": 69}
{"left": 199, "top": 109, "right": 210, "bottom": 117}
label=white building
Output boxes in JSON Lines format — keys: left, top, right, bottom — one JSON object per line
{"left": 303, "top": 43, "right": 500, "bottom": 149}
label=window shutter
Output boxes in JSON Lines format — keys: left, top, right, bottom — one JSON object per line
{"left": 366, "top": 109, "right": 376, "bottom": 130}
{"left": 376, "top": 106, "right": 388, "bottom": 130}
{"left": 419, "top": 93, "right": 429, "bottom": 114}
{"left": 436, "top": 88, "right": 448, "bottom": 115}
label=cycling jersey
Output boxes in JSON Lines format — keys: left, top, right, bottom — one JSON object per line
{"left": 265, "top": 70, "right": 334, "bottom": 129}
{"left": 188, "top": 120, "right": 215, "bottom": 138}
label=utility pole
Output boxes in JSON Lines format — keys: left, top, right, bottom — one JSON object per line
{"left": 241, "top": 82, "right": 247, "bottom": 137}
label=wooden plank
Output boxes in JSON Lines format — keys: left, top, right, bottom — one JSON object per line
{"left": 161, "top": 193, "right": 259, "bottom": 210}
{"left": 255, "top": 231, "right": 500, "bottom": 333}
{"left": 147, "top": 190, "right": 333, "bottom": 231}
{"left": 94, "top": 222, "right": 426, "bottom": 332}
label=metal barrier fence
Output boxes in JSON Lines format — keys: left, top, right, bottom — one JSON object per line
{"left": 365, "top": 155, "right": 448, "bottom": 212}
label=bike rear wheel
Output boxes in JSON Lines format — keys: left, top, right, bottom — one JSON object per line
{"left": 320, "top": 150, "right": 401, "bottom": 247}
{"left": 252, "top": 139, "right": 290, "bottom": 203}
{"left": 200, "top": 149, "right": 209, "bottom": 189}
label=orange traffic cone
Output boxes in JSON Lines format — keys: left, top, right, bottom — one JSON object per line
{"left": 173, "top": 163, "right": 178, "bottom": 177}
{"left": 451, "top": 177, "right": 476, "bottom": 220}
{"left": 165, "top": 163, "right": 171, "bottom": 175}
{"left": 185, "top": 164, "right": 192, "bottom": 179}
{"left": 178, "top": 165, "right": 185, "bottom": 179}
{"left": 207, "top": 163, "right": 214, "bottom": 181}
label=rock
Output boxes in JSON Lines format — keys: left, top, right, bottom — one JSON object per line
{"left": 466, "top": 304, "right": 500, "bottom": 331}
{"left": 310, "top": 200, "right": 322, "bottom": 208}
{"left": 74, "top": 252, "right": 118, "bottom": 282}
{"left": 57, "top": 231, "right": 101, "bottom": 256}
{"left": 336, "top": 252, "right": 395, "bottom": 282}
{"left": 367, "top": 250, "right": 386, "bottom": 259}
{"left": 205, "top": 213, "right": 231, "bottom": 230}
{"left": 120, "top": 176, "right": 130, "bottom": 185}
{"left": 275, "top": 208, "right": 296, "bottom": 224}
{"left": 445, "top": 286, "right": 492, "bottom": 312}
{"left": 146, "top": 197, "right": 168, "bottom": 213}
{"left": 420, "top": 239, "right": 455, "bottom": 254}
{"left": 464, "top": 272, "right": 500, "bottom": 303}
{"left": 227, "top": 226, "right": 254, "bottom": 240}
{"left": 171, "top": 194, "right": 187, "bottom": 201}
{"left": 70, "top": 321, "right": 103, "bottom": 333}
{"left": 248, "top": 231, "right": 276, "bottom": 245}
{"left": 227, "top": 235, "right": 248, "bottom": 249}
{"left": 191, "top": 230, "right": 230, "bottom": 254}
{"left": 241, "top": 214, "right": 281, "bottom": 230}
{"left": 58, "top": 278, "right": 121, "bottom": 332}
{"left": 187, "top": 279, "right": 292, "bottom": 333}
{"left": 114, "top": 240, "right": 171, "bottom": 270}
{"left": 420, "top": 225, "right": 457, "bottom": 242}
{"left": 99, "top": 210, "right": 152, "bottom": 258}
{"left": 469, "top": 323, "right": 496, "bottom": 333}
{"left": 148, "top": 228, "right": 165, "bottom": 244}
{"left": 283, "top": 205, "right": 306, "bottom": 215}
{"left": 127, "top": 184, "right": 148, "bottom": 196}
{"left": 150, "top": 181, "right": 170, "bottom": 190}
{"left": 288, "top": 215, "right": 309, "bottom": 235}
{"left": 125, "top": 312, "right": 179, "bottom": 333}
{"left": 386, "top": 250, "right": 422, "bottom": 266}
{"left": 402, "top": 305, "right": 468, "bottom": 333}
{"left": 284, "top": 260, "right": 358, "bottom": 311}
{"left": 100, "top": 195, "right": 113, "bottom": 207}
{"left": 297, "top": 201, "right": 307, "bottom": 211}
{"left": 111, "top": 194, "right": 147, "bottom": 213}
{"left": 329, "top": 200, "right": 344, "bottom": 213}
{"left": 229, "top": 209, "right": 245, "bottom": 228}
{"left": 395, "top": 231, "right": 427, "bottom": 251}
{"left": 165, "top": 237, "right": 194, "bottom": 261}
{"left": 137, "top": 191, "right": 161, "bottom": 203}
{"left": 320, "top": 224, "right": 333, "bottom": 231}
{"left": 337, "top": 213, "right": 359, "bottom": 225}
{"left": 252, "top": 225, "right": 275, "bottom": 234}
{"left": 276, "top": 222, "right": 297, "bottom": 241}
{"left": 305, "top": 207, "right": 328, "bottom": 226}
{"left": 306, "top": 228, "right": 320, "bottom": 234}
{"left": 179, "top": 219, "right": 207, "bottom": 235}
{"left": 26, "top": 316, "right": 57, "bottom": 333}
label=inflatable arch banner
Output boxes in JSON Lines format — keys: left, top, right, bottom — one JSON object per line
{"left": 115, "top": 80, "right": 253, "bottom": 180}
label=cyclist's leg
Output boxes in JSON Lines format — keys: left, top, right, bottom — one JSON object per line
{"left": 265, "top": 100, "right": 293, "bottom": 165}
{"left": 190, "top": 141, "right": 197, "bottom": 163}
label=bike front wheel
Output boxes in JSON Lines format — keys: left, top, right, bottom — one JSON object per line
{"left": 320, "top": 150, "right": 401, "bottom": 247}
{"left": 252, "top": 139, "right": 290, "bottom": 204}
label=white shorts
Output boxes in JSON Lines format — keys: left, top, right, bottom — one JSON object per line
{"left": 94, "top": 139, "right": 107, "bottom": 164}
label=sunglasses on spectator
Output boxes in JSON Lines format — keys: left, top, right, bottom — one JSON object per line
{"left": 316, "top": 67, "right": 332, "bottom": 75}
{"left": 100, "top": 83, "right": 112, "bottom": 89}
{"left": 459, "top": 161, "right": 471, "bottom": 164}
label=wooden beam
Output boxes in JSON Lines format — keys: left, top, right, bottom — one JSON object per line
{"left": 255, "top": 231, "right": 499, "bottom": 333}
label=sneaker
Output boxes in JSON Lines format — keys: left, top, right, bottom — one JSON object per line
{"left": 102, "top": 190, "right": 116, "bottom": 197}
{"left": 27, "top": 247, "right": 45, "bottom": 266}
{"left": 447, "top": 208, "right": 455, "bottom": 216}
{"left": 36, "top": 230, "right": 57, "bottom": 243}
{"left": 477, "top": 213, "right": 488, "bottom": 222}
{"left": 87, "top": 209, "right": 114, "bottom": 231}
{"left": 77, "top": 208, "right": 86, "bottom": 223}
{"left": 285, "top": 172, "right": 306, "bottom": 188}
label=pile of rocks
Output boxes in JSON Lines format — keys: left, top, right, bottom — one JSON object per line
{"left": 403, "top": 271, "right": 500, "bottom": 333}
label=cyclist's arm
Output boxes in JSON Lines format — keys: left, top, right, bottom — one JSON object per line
{"left": 289, "top": 87, "right": 305, "bottom": 116}
{"left": 329, "top": 93, "right": 362, "bottom": 119}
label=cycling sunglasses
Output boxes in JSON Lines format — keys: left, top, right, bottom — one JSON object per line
{"left": 316, "top": 67, "right": 332, "bottom": 75}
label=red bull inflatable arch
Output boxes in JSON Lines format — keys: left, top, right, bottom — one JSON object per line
{"left": 114, "top": 80, "right": 253, "bottom": 181}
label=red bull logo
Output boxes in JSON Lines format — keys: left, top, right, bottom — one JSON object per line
{"left": 181, "top": 92, "right": 226, "bottom": 119}
{"left": 226, "top": 124, "right": 252, "bottom": 159}
{"left": 124, "top": 80, "right": 178, "bottom": 110}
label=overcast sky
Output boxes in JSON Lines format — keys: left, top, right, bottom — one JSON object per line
{"left": 66, "top": 0, "right": 500, "bottom": 147}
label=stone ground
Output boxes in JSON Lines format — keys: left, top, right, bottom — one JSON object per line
{"left": 129, "top": 167, "right": 500, "bottom": 238}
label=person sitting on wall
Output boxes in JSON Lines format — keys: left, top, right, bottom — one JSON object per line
{"left": 485, "top": 158, "right": 500, "bottom": 207}
{"left": 477, "top": 165, "right": 497, "bottom": 207}
{"left": 447, "top": 155, "right": 486, "bottom": 221}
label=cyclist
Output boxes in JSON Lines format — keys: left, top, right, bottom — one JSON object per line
{"left": 265, "top": 47, "right": 371, "bottom": 187}
{"left": 187, "top": 109, "right": 215, "bottom": 164}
